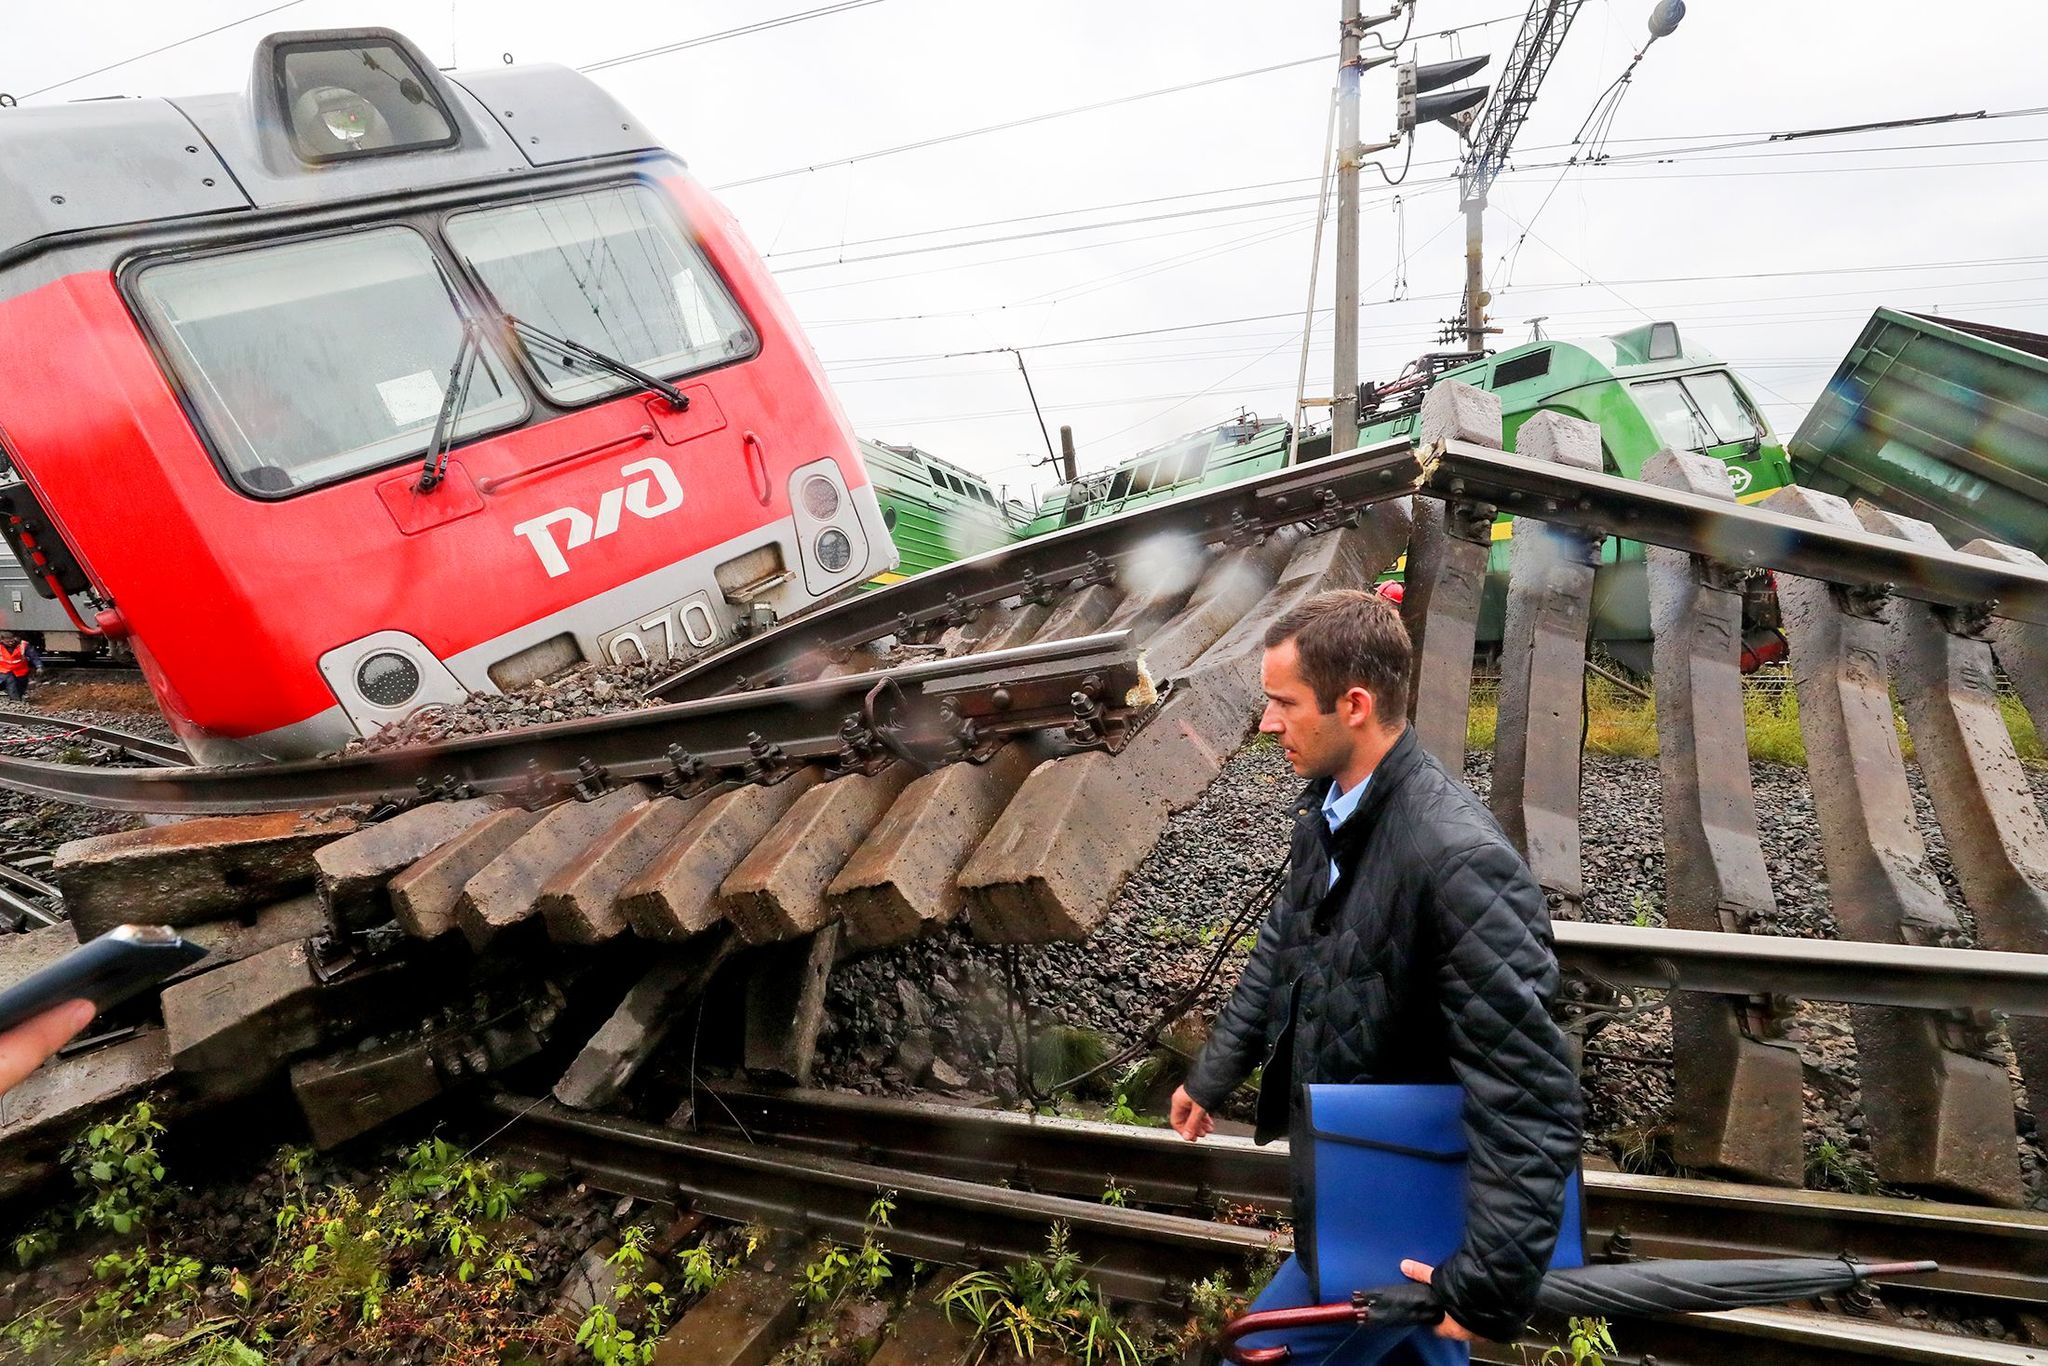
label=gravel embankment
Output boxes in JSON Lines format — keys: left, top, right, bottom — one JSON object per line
{"left": 812, "top": 736, "right": 2048, "bottom": 1208}
{"left": 0, "top": 683, "right": 175, "bottom": 848}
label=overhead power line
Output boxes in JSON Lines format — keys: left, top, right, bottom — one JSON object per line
{"left": 773, "top": 191, "right": 1331, "bottom": 273}
{"left": 711, "top": 53, "right": 1335, "bottom": 192}
{"left": 819, "top": 251, "right": 2048, "bottom": 370}
{"left": 765, "top": 173, "right": 1331, "bottom": 260}
{"left": 710, "top": 9, "right": 1530, "bottom": 192}
{"left": 580, "top": 0, "right": 895, "bottom": 73}
{"left": 16, "top": 0, "right": 311, "bottom": 100}
{"left": 758, "top": 122, "right": 2048, "bottom": 295}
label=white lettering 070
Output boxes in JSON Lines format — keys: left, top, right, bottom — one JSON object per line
{"left": 511, "top": 457, "right": 686, "bottom": 578}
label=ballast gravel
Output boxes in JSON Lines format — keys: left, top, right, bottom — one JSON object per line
{"left": 812, "top": 736, "right": 2048, "bottom": 1209}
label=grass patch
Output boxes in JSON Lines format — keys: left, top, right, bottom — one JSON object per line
{"left": 1583, "top": 680, "right": 1658, "bottom": 759}
{"left": 1467, "top": 697, "right": 1498, "bottom": 752}
{"left": 1742, "top": 686, "right": 1806, "bottom": 766}
{"left": 2004, "top": 692, "right": 2043, "bottom": 765}
{"left": 1462, "top": 673, "right": 2045, "bottom": 770}
{"left": 2, "top": 1106, "right": 766, "bottom": 1366}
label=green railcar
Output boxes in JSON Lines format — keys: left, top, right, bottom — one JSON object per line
{"left": 1791, "top": 309, "right": 2048, "bottom": 553}
{"left": 856, "top": 324, "right": 1788, "bottom": 664}
{"left": 857, "top": 439, "right": 1021, "bottom": 586}
{"left": 1016, "top": 414, "right": 1294, "bottom": 535}
{"left": 1354, "top": 323, "right": 1793, "bottom": 660}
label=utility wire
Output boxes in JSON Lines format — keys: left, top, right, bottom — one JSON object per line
{"left": 781, "top": 203, "right": 1344, "bottom": 299}
{"left": 765, "top": 173, "right": 1333, "bottom": 260}
{"left": 821, "top": 252, "right": 2048, "bottom": 372}
{"left": 1292, "top": 85, "right": 1342, "bottom": 467}
{"left": 711, "top": 53, "right": 1337, "bottom": 192}
{"left": 773, "top": 190, "right": 1332, "bottom": 273}
{"left": 765, "top": 128, "right": 2048, "bottom": 292}
{"left": 579, "top": 0, "right": 897, "bottom": 73}
{"left": 15, "top": 0, "right": 311, "bottom": 99}
{"left": 771, "top": 128, "right": 2048, "bottom": 266}
{"left": 710, "top": 10, "right": 1532, "bottom": 192}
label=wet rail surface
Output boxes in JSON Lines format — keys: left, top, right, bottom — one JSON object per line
{"left": 690, "top": 1085, "right": 2048, "bottom": 1308}
{"left": 478, "top": 1092, "right": 2048, "bottom": 1366}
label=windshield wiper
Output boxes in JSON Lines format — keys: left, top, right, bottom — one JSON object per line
{"left": 415, "top": 315, "right": 484, "bottom": 494}
{"left": 505, "top": 315, "right": 690, "bottom": 413}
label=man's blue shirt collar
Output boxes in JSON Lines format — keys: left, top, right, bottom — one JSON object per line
{"left": 1322, "top": 772, "right": 1369, "bottom": 834}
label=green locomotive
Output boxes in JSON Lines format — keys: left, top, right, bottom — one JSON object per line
{"left": 858, "top": 439, "right": 1020, "bottom": 586}
{"left": 1354, "top": 322, "right": 1793, "bottom": 663}
{"left": 858, "top": 322, "right": 1792, "bottom": 665}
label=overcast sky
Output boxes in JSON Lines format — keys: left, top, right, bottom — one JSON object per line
{"left": 11, "top": 1, "right": 2048, "bottom": 501}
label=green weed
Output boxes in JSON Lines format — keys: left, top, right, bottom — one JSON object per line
{"left": 574, "top": 1225, "right": 673, "bottom": 1366}
{"left": 938, "top": 1223, "right": 1147, "bottom": 1366}
{"left": 1805, "top": 1139, "right": 1878, "bottom": 1195}
{"left": 1532, "top": 1315, "right": 1617, "bottom": 1365}
{"left": 1030, "top": 1026, "right": 1112, "bottom": 1097}
{"left": 797, "top": 1191, "right": 897, "bottom": 1307}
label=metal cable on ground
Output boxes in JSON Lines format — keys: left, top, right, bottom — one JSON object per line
{"left": 1038, "top": 860, "right": 1290, "bottom": 1100}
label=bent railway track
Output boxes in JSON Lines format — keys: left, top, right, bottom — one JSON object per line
{"left": 479, "top": 1090, "right": 2048, "bottom": 1366}
{"left": 0, "top": 713, "right": 187, "bottom": 768}
{"left": 4, "top": 386, "right": 2048, "bottom": 1364}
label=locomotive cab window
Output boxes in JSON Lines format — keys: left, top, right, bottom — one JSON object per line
{"left": 1631, "top": 372, "right": 1763, "bottom": 455}
{"left": 133, "top": 228, "right": 525, "bottom": 496}
{"left": 1683, "top": 371, "right": 1765, "bottom": 446}
{"left": 446, "top": 185, "right": 757, "bottom": 406}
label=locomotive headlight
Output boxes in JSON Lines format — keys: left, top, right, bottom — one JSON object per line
{"left": 800, "top": 475, "right": 841, "bottom": 519}
{"left": 814, "top": 528, "right": 853, "bottom": 573}
{"left": 273, "top": 34, "right": 458, "bottom": 163}
{"left": 356, "top": 651, "right": 422, "bottom": 707}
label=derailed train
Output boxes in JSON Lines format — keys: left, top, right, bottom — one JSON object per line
{"left": 0, "top": 28, "right": 894, "bottom": 761}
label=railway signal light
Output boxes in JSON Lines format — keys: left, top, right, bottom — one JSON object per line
{"left": 1397, "top": 55, "right": 1490, "bottom": 135}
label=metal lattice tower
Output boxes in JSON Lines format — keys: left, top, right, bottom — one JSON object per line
{"left": 1455, "top": 0, "right": 1588, "bottom": 349}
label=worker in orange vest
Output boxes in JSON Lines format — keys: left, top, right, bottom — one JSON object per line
{"left": 0, "top": 633, "right": 35, "bottom": 703}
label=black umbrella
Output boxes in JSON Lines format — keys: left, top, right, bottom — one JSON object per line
{"left": 1220, "top": 1256, "right": 1938, "bottom": 1364}
{"left": 1534, "top": 1255, "right": 1937, "bottom": 1317}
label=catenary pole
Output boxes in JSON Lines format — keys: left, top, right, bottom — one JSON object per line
{"left": 1332, "top": 0, "right": 1362, "bottom": 445}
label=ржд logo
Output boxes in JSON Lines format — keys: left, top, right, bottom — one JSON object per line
{"left": 512, "top": 457, "right": 685, "bottom": 578}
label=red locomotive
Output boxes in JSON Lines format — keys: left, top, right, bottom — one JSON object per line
{"left": 0, "top": 28, "right": 894, "bottom": 761}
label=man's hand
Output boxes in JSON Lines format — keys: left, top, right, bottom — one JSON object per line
{"left": 1169, "top": 1085, "right": 1213, "bottom": 1142}
{"left": 1399, "top": 1260, "right": 1477, "bottom": 1342}
{"left": 0, "top": 999, "right": 94, "bottom": 1094}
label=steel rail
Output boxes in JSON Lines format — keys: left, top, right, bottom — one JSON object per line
{"left": 1423, "top": 440, "right": 2048, "bottom": 625}
{"left": 1553, "top": 922, "right": 2048, "bottom": 1017}
{"left": 650, "top": 439, "right": 1423, "bottom": 699}
{"left": 480, "top": 1094, "right": 2038, "bottom": 1366}
{"left": 479, "top": 1093, "right": 1278, "bottom": 1307}
{"left": 694, "top": 1086, "right": 2048, "bottom": 1309}
{"left": 0, "top": 632, "right": 1148, "bottom": 814}
{"left": 0, "top": 858, "right": 58, "bottom": 903}
{"left": 0, "top": 714, "right": 189, "bottom": 767}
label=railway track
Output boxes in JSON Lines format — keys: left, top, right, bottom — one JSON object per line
{"left": 3, "top": 384, "right": 2048, "bottom": 1353}
{"left": 684, "top": 1085, "right": 2048, "bottom": 1310}
{"left": 479, "top": 1090, "right": 2048, "bottom": 1366}
{"left": 0, "top": 712, "right": 188, "bottom": 768}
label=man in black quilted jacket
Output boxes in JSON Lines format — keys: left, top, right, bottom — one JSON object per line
{"left": 1171, "top": 588, "right": 1582, "bottom": 1357}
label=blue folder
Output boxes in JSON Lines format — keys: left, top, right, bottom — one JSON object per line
{"left": 1302, "top": 1083, "right": 1584, "bottom": 1304}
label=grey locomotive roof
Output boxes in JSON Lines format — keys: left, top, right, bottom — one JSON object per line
{"left": 0, "top": 28, "right": 664, "bottom": 264}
